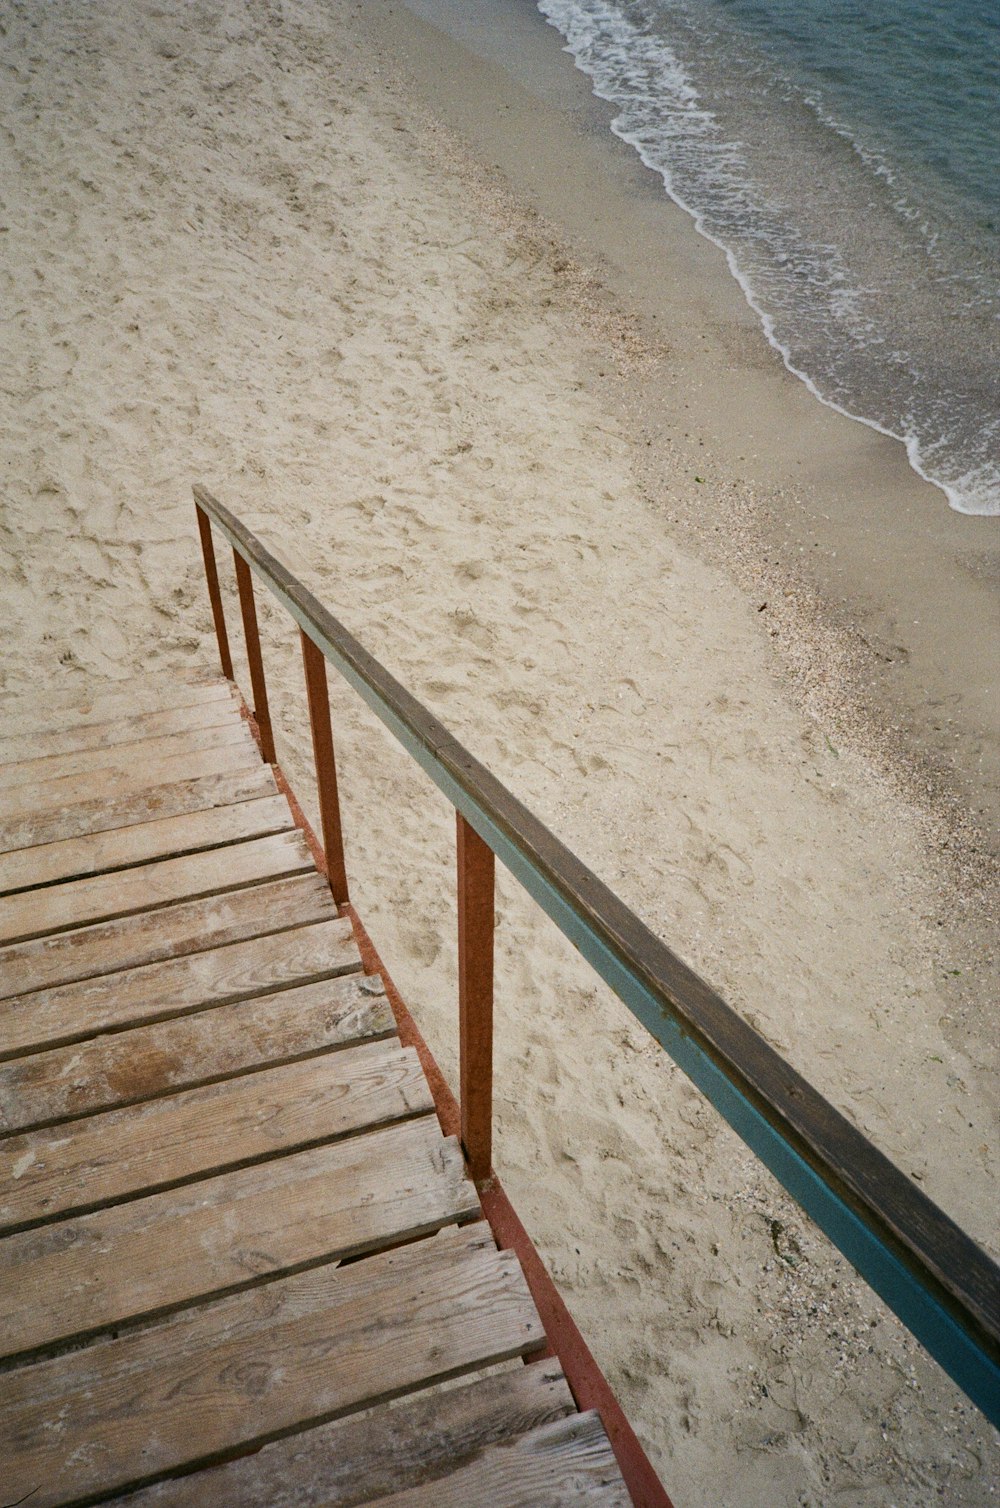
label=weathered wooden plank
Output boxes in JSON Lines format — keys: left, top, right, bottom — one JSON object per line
{"left": 0, "top": 1226, "right": 543, "bottom": 1508}
{"left": 0, "top": 670, "right": 232, "bottom": 737}
{"left": 1, "top": 718, "right": 252, "bottom": 792}
{"left": 0, "top": 793, "right": 293, "bottom": 896}
{"left": 0, "top": 1040, "right": 433, "bottom": 1232}
{"left": 2, "top": 1119, "right": 478, "bottom": 1362}
{"left": 0, "top": 971, "right": 390, "bottom": 1132}
{"left": 0, "top": 694, "right": 243, "bottom": 767}
{"left": 109, "top": 1365, "right": 576, "bottom": 1508}
{"left": 112, "top": 665, "right": 227, "bottom": 690}
{"left": 0, "top": 764, "right": 278, "bottom": 856}
{"left": 360, "top": 1412, "right": 630, "bottom": 1507}
{"left": 32, "top": 664, "right": 224, "bottom": 697}
{"left": 0, "top": 870, "right": 336, "bottom": 1000}
{"left": 0, "top": 914, "right": 360, "bottom": 1059}
{"left": 0, "top": 829, "right": 313, "bottom": 946}
{"left": 0, "top": 746, "right": 264, "bottom": 843}
{"left": 0, "top": 723, "right": 257, "bottom": 820}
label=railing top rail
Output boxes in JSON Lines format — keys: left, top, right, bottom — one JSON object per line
{"left": 193, "top": 483, "right": 1000, "bottom": 1422}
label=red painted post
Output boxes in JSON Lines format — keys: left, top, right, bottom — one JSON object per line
{"left": 299, "top": 628, "right": 350, "bottom": 905}
{"left": 194, "top": 504, "right": 234, "bottom": 680}
{"left": 457, "top": 813, "right": 495, "bottom": 1183}
{"left": 232, "top": 549, "right": 276, "bottom": 765}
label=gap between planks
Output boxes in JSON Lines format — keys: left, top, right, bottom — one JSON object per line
{"left": 0, "top": 914, "right": 362, "bottom": 1063}
{"left": 0, "top": 1226, "right": 545, "bottom": 1508}
{"left": 0, "top": 1041, "right": 436, "bottom": 1235}
{"left": 0, "top": 744, "right": 268, "bottom": 844}
{"left": 0, "top": 972, "right": 393, "bottom": 1136}
{"left": 0, "top": 669, "right": 234, "bottom": 739}
{"left": 1, "top": 718, "right": 253, "bottom": 793}
{"left": 1, "top": 1119, "right": 480, "bottom": 1368}
{"left": 0, "top": 870, "right": 340, "bottom": 1001}
{"left": 0, "top": 763, "right": 279, "bottom": 857}
{"left": 101, "top": 1363, "right": 578, "bottom": 1508}
{"left": 0, "top": 793, "right": 295, "bottom": 897}
{"left": 0, "top": 692, "right": 245, "bottom": 767}
{"left": 0, "top": 723, "right": 260, "bottom": 824}
{"left": 354, "top": 1411, "right": 631, "bottom": 1507}
{"left": 0, "top": 829, "right": 315, "bottom": 947}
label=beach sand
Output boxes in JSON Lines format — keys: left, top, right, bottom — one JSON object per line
{"left": 1, "top": 1, "right": 997, "bottom": 1503}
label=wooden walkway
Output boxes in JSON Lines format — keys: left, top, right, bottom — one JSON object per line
{"left": 0, "top": 669, "right": 631, "bottom": 1506}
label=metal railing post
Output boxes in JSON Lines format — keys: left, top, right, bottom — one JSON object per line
{"left": 457, "top": 813, "right": 495, "bottom": 1183}
{"left": 233, "top": 549, "right": 276, "bottom": 764}
{"left": 300, "top": 628, "right": 350, "bottom": 905}
{"left": 194, "top": 504, "right": 233, "bottom": 680}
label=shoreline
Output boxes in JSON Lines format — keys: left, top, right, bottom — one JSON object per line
{"left": 539, "top": 0, "right": 1000, "bottom": 523}
{"left": 366, "top": 0, "right": 1000, "bottom": 870}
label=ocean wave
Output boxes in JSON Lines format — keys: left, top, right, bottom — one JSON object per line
{"left": 537, "top": 0, "right": 1000, "bottom": 515}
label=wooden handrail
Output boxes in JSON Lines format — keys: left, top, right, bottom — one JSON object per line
{"left": 192, "top": 483, "right": 1000, "bottom": 1426}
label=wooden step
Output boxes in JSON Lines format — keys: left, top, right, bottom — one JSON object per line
{"left": 0, "top": 746, "right": 265, "bottom": 844}
{"left": 0, "top": 670, "right": 233, "bottom": 737}
{"left": 0, "top": 793, "right": 294, "bottom": 895}
{"left": 0, "top": 970, "right": 391, "bottom": 1133}
{"left": 1, "top": 1118, "right": 478, "bottom": 1363}
{"left": 0, "top": 764, "right": 278, "bottom": 856}
{"left": 0, "top": 1225, "right": 543, "bottom": 1508}
{"left": 0, "top": 914, "right": 361, "bottom": 1061}
{"left": 361, "top": 1412, "right": 630, "bottom": 1506}
{"left": 0, "top": 1040, "right": 433, "bottom": 1233}
{"left": 0, "top": 724, "right": 258, "bottom": 821}
{"left": 0, "top": 829, "right": 314, "bottom": 946}
{"left": 107, "top": 1364, "right": 578, "bottom": 1508}
{"left": 0, "top": 870, "right": 337, "bottom": 1000}
{"left": 1, "top": 719, "right": 252, "bottom": 792}
{"left": 0, "top": 694, "right": 243, "bottom": 767}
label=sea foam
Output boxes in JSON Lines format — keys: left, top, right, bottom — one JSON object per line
{"left": 538, "top": 0, "right": 1000, "bottom": 516}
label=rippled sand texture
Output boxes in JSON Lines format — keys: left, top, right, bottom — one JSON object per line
{"left": 1, "top": 3, "right": 996, "bottom": 1504}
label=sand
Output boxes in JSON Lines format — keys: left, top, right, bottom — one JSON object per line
{"left": 1, "top": 1, "right": 997, "bottom": 1503}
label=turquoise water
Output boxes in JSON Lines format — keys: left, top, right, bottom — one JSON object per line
{"left": 712, "top": 0, "right": 998, "bottom": 222}
{"left": 538, "top": 0, "right": 1000, "bottom": 514}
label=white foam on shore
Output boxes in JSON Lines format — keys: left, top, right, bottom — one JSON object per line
{"left": 538, "top": 0, "right": 1000, "bottom": 516}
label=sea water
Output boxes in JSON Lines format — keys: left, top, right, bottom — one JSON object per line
{"left": 537, "top": 0, "right": 1000, "bottom": 515}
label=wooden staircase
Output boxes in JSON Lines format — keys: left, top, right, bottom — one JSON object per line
{"left": 0, "top": 668, "right": 631, "bottom": 1506}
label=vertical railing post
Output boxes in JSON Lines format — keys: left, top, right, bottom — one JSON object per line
{"left": 232, "top": 549, "right": 276, "bottom": 765}
{"left": 457, "top": 813, "right": 495, "bottom": 1183}
{"left": 299, "top": 628, "right": 350, "bottom": 905}
{"left": 194, "top": 503, "right": 233, "bottom": 680}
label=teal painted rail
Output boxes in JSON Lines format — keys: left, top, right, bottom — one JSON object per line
{"left": 193, "top": 483, "right": 1000, "bottom": 1427}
